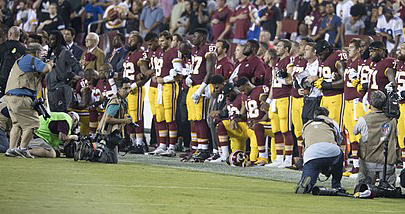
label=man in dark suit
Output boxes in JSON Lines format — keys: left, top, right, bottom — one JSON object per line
{"left": 63, "top": 27, "right": 83, "bottom": 61}
{"left": 105, "top": 33, "right": 127, "bottom": 73}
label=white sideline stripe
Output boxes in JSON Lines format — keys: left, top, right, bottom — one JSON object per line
{"left": 5, "top": 181, "right": 244, "bottom": 191}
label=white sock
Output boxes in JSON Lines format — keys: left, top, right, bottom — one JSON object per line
{"left": 192, "top": 146, "right": 198, "bottom": 150}
{"left": 353, "top": 159, "right": 359, "bottom": 168}
{"left": 221, "top": 146, "right": 229, "bottom": 159}
{"left": 285, "top": 155, "right": 292, "bottom": 165}
{"left": 403, "top": 162, "right": 405, "bottom": 169}
{"left": 276, "top": 155, "right": 283, "bottom": 163}
{"left": 201, "top": 144, "right": 209, "bottom": 150}
{"left": 213, "top": 148, "right": 218, "bottom": 154}
{"left": 168, "top": 144, "right": 175, "bottom": 150}
{"left": 159, "top": 144, "right": 167, "bottom": 150}
{"left": 259, "top": 152, "right": 267, "bottom": 158}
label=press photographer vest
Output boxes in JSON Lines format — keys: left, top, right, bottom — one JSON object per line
{"left": 5, "top": 55, "right": 40, "bottom": 93}
{"left": 359, "top": 112, "right": 400, "bottom": 165}
{"left": 35, "top": 112, "right": 72, "bottom": 148}
{"left": 303, "top": 115, "right": 338, "bottom": 151}
{"left": 97, "top": 95, "right": 127, "bottom": 135}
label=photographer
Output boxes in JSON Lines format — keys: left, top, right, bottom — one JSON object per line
{"left": 295, "top": 107, "right": 343, "bottom": 194}
{"left": 353, "top": 90, "right": 400, "bottom": 187}
{"left": 4, "top": 43, "right": 52, "bottom": 158}
{"left": 46, "top": 30, "right": 82, "bottom": 112}
{"left": 74, "top": 78, "right": 132, "bottom": 164}
{"left": 28, "top": 112, "right": 80, "bottom": 158}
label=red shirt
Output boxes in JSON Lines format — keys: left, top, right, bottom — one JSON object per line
{"left": 158, "top": 47, "right": 181, "bottom": 78}
{"left": 148, "top": 47, "right": 163, "bottom": 88}
{"left": 291, "top": 56, "right": 307, "bottom": 98}
{"left": 226, "top": 93, "right": 247, "bottom": 121}
{"left": 272, "top": 56, "right": 293, "bottom": 99}
{"left": 191, "top": 44, "right": 217, "bottom": 85}
{"left": 123, "top": 51, "right": 144, "bottom": 84}
{"left": 215, "top": 56, "right": 234, "bottom": 79}
{"left": 212, "top": 6, "right": 233, "bottom": 41}
{"left": 233, "top": 3, "right": 254, "bottom": 39}
{"left": 238, "top": 55, "right": 266, "bottom": 83}
{"left": 344, "top": 57, "right": 362, "bottom": 101}
{"left": 96, "top": 79, "right": 114, "bottom": 99}
{"left": 396, "top": 60, "right": 405, "bottom": 104}
{"left": 318, "top": 50, "right": 347, "bottom": 96}
{"left": 368, "top": 57, "right": 397, "bottom": 99}
{"left": 243, "top": 85, "right": 269, "bottom": 122}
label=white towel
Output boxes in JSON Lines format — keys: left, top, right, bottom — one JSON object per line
{"left": 157, "top": 84, "right": 163, "bottom": 104}
{"left": 270, "top": 99, "right": 277, "bottom": 113}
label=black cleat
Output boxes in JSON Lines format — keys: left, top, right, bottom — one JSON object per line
{"left": 192, "top": 150, "right": 210, "bottom": 161}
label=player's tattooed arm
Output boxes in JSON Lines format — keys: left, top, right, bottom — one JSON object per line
{"left": 332, "top": 60, "right": 346, "bottom": 89}
{"left": 204, "top": 54, "right": 216, "bottom": 84}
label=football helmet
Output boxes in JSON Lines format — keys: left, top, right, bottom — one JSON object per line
{"left": 227, "top": 150, "right": 249, "bottom": 167}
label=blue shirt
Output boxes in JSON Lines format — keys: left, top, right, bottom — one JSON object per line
{"left": 6, "top": 54, "right": 46, "bottom": 97}
{"left": 84, "top": 4, "right": 104, "bottom": 26}
{"left": 321, "top": 15, "right": 342, "bottom": 47}
{"left": 140, "top": 6, "right": 163, "bottom": 36}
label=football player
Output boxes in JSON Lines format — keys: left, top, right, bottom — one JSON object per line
{"left": 291, "top": 38, "right": 313, "bottom": 159}
{"left": 313, "top": 39, "right": 346, "bottom": 129}
{"left": 267, "top": 39, "right": 295, "bottom": 168}
{"left": 237, "top": 77, "right": 273, "bottom": 165}
{"left": 234, "top": 40, "right": 266, "bottom": 85}
{"left": 186, "top": 28, "right": 217, "bottom": 161}
{"left": 343, "top": 39, "right": 363, "bottom": 174}
{"left": 152, "top": 31, "right": 183, "bottom": 157}
{"left": 396, "top": 42, "right": 405, "bottom": 168}
{"left": 123, "top": 32, "right": 149, "bottom": 148}
{"left": 215, "top": 39, "right": 234, "bottom": 80}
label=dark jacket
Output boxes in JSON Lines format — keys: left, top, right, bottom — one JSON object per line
{"left": 105, "top": 47, "right": 126, "bottom": 73}
{"left": 68, "top": 43, "right": 83, "bottom": 61}
{"left": 0, "top": 40, "right": 26, "bottom": 91}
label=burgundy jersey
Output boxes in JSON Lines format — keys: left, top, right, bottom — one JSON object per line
{"left": 95, "top": 79, "right": 114, "bottom": 100}
{"left": 344, "top": 57, "right": 362, "bottom": 101}
{"left": 272, "top": 56, "right": 293, "bottom": 99}
{"left": 226, "top": 93, "right": 247, "bottom": 121}
{"left": 244, "top": 85, "right": 269, "bottom": 122}
{"left": 368, "top": 57, "right": 397, "bottom": 97}
{"left": 318, "top": 50, "right": 347, "bottom": 96}
{"left": 191, "top": 44, "right": 217, "bottom": 85}
{"left": 233, "top": 4, "right": 254, "bottom": 39}
{"left": 357, "top": 58, "right": 373, "bottom": 102}
{"left": 291, "top": 56, "right": 308, "bottom": 98}
{"left": 158, "top": 47, "right": 182, "bottom": 78}
{"left": 264, "top": 63, "right": 272, "bottom": 87}
{"left": 396, "top": 60, "right": 405, "bottom": 104}
{"left": 238, "top": 55, "right": 266, "bottom": 83}
{"left": 123, "top": 51, "right": 144, "bottom": 84}
{"left": 212, "top": 5, "right": 233, "bottom": 41}
{"left": 215, "top": 56, "right": 234, "bottom": 79}
{"left": 148, "top": 47, "right": 163, "bottom": 87}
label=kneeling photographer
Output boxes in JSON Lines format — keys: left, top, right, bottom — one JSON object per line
{"left": 28, "top": 112, "right": 80, "bottom": 158}
{"left": 4, "top": 43, "right": 52, "bottom": 158}
{"left": 353, "top": 90, "right": 400, "bottom": 189}
{"left": 74, "top": 78, "right": 133, "bottom": 164}
{"left": 295, "top": 107, "right": 343, "bottom": 194}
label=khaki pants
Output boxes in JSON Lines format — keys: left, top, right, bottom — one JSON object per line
{"left": 356, "top": 159, "right": 397, "bottom": 187}
{"left": 4, "top": 95, "right": 39, "bottom": 130}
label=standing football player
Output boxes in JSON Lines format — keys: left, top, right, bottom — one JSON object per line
{"left": 214, "top": 39, "right": 234, "bottom": 80}
{"left": 186, "top": 28, "right": 217, "bottom": 161}
{"left": 396, "top": 42, "right": 405, "bottom": 168}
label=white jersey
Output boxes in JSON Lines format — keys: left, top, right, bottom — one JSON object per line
{"left": 16, "top": 9, "right": 38, "bottom": 33}
{"left": 376, "top": 15, "right": 405, "bottom": 53}
{"left": 304, "top": 59, "right": 322, "bottom": 98}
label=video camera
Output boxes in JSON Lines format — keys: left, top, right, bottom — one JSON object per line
{"left": 384, "top": 83, "right": 400, "bottom": 119}
{"left": 32, "top": 97, "right": 50, "bottom": 120}
{"left": 312, "top": 186, "right": 351, "bottom": 197}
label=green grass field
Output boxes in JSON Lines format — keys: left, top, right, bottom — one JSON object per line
{"left": 0, "top": 155, "right": 403, "bottom": 214}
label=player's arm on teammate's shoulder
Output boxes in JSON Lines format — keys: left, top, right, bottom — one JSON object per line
{"left": 332, "top": 59, "right": 346, "bottom": 89}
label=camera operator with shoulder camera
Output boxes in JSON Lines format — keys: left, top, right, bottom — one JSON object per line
{"left": 27, "top": 112, "right": 80, "bottom": 158}
{"left": 353, "top": 90, "right": 401, "bottom": 188}
{"left": 4, "top": 43, "right": 52, "bottom": 158}
{"left": 295, "top": 107, "right": 344, "bottom": 194}
{"left": 74, "top": 78, "right": 133, "bottom": 164}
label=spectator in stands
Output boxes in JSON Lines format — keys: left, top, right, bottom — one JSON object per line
{"left": 188, "top": 0, "right": 209, "bottom": 35}
{"left": 364, "top": 6, "right": 378, "bottom": 35}
{"left": 173, "top": 0, "right": 191, "bottom": 37}
{"left": 246, "top": 0, "right": 263, "bottom": 41}
{"left": 318, "top": 1, "right": 343, "bottom": 48}
{"left": 308, "top": 0, "right": 324, "bottom": 39}
{"left": 15, "top": 0, "right": 38, "bottom": 33}
{"left": 80, "top": 33, "right": 105, "bottom": 71}
{"left": 170, "top": 0, "right": 185, "bottom": 34}
{"left": 211, "top": 0, "right": 233, "bottom": 41}
{"left": 33, "top": 0, "right": 58, "bottom": 22}
{"left": 0, "top": 27, "right": 26, "bottom": 98}
{"left": 259, "top": 30, "right": 273, "bottom": 48}
{"left": 294, "top": 23, "right": 309, "bottom": 42}
{"left": 260, "top": 0, "right": 282, "bottom": 41}
{"left": 376, "top": 6, "right": 404, "bottom": 56}
{"left": 206, "top": 0, "right": 217, "bottom": 16}
{"left": 105, "top": 33, "right": 126, "bottom": 73}
{"left": 342, "top": 4, "right": 365, "bottom": 39}
{"left": 297, "top": 0, "right": 311, "bottom": 24}
{"left": 57, "top": 0, "right": 75, "bottom": 28}
{"left": 160, "top": 0, "right": 173, "bottom": 27}
{"left": 83, "top": 0, "right": 103, "bottom": 33}
{"left": 63, "top": 27, "right": 83, "bottom": 61}
{"left": 103, "top": 0, "right": 128, "bottom": 33}
{"left": 140, "top": 0, "right": 163, "bottom": 37}
{"left": 126, "top": 0, "right": 142, "bottom": 33}
{"left": 0, "top": 0, "right": 12, "bottom": 28}
{"left": 341, "top": 0, "right": 357, "bottom": 21}
{"left": 229, "top": 0, "right": 255, "bottom": 44}
{"left": 37, "top": 3, "right": 65, "bottom": 33}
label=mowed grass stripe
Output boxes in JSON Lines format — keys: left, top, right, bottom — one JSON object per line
{"left": 0, "top": 156, "right": 403, "bottom": 214}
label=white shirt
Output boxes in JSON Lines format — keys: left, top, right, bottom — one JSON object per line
{"left": 341, "top": 0, "right": 354, "bottom": 21}
{"left": 304, "top": 59, "right": 322, "bottom": 97}
{"left": 16, "top": 9, "right": 37, "bottom": 32}
{"left": 376, "top": 15, "right": 405, "bottom": 53}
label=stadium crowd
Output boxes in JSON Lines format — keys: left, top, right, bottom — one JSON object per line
{"left": 2, "top": 0, "right": 405, "bottom": 188}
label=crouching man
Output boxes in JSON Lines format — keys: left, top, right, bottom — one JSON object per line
{"left": 354, "top": 90, "right": 400, "bottom": 188}
{"left": 28, "top": 112, "right": 80, "bottom": 158}
{"left": 74, "top": 78, "right": 132, "bottom": 164}
{"left": 295, "top": 107, "right": 344, "bottom": 194}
